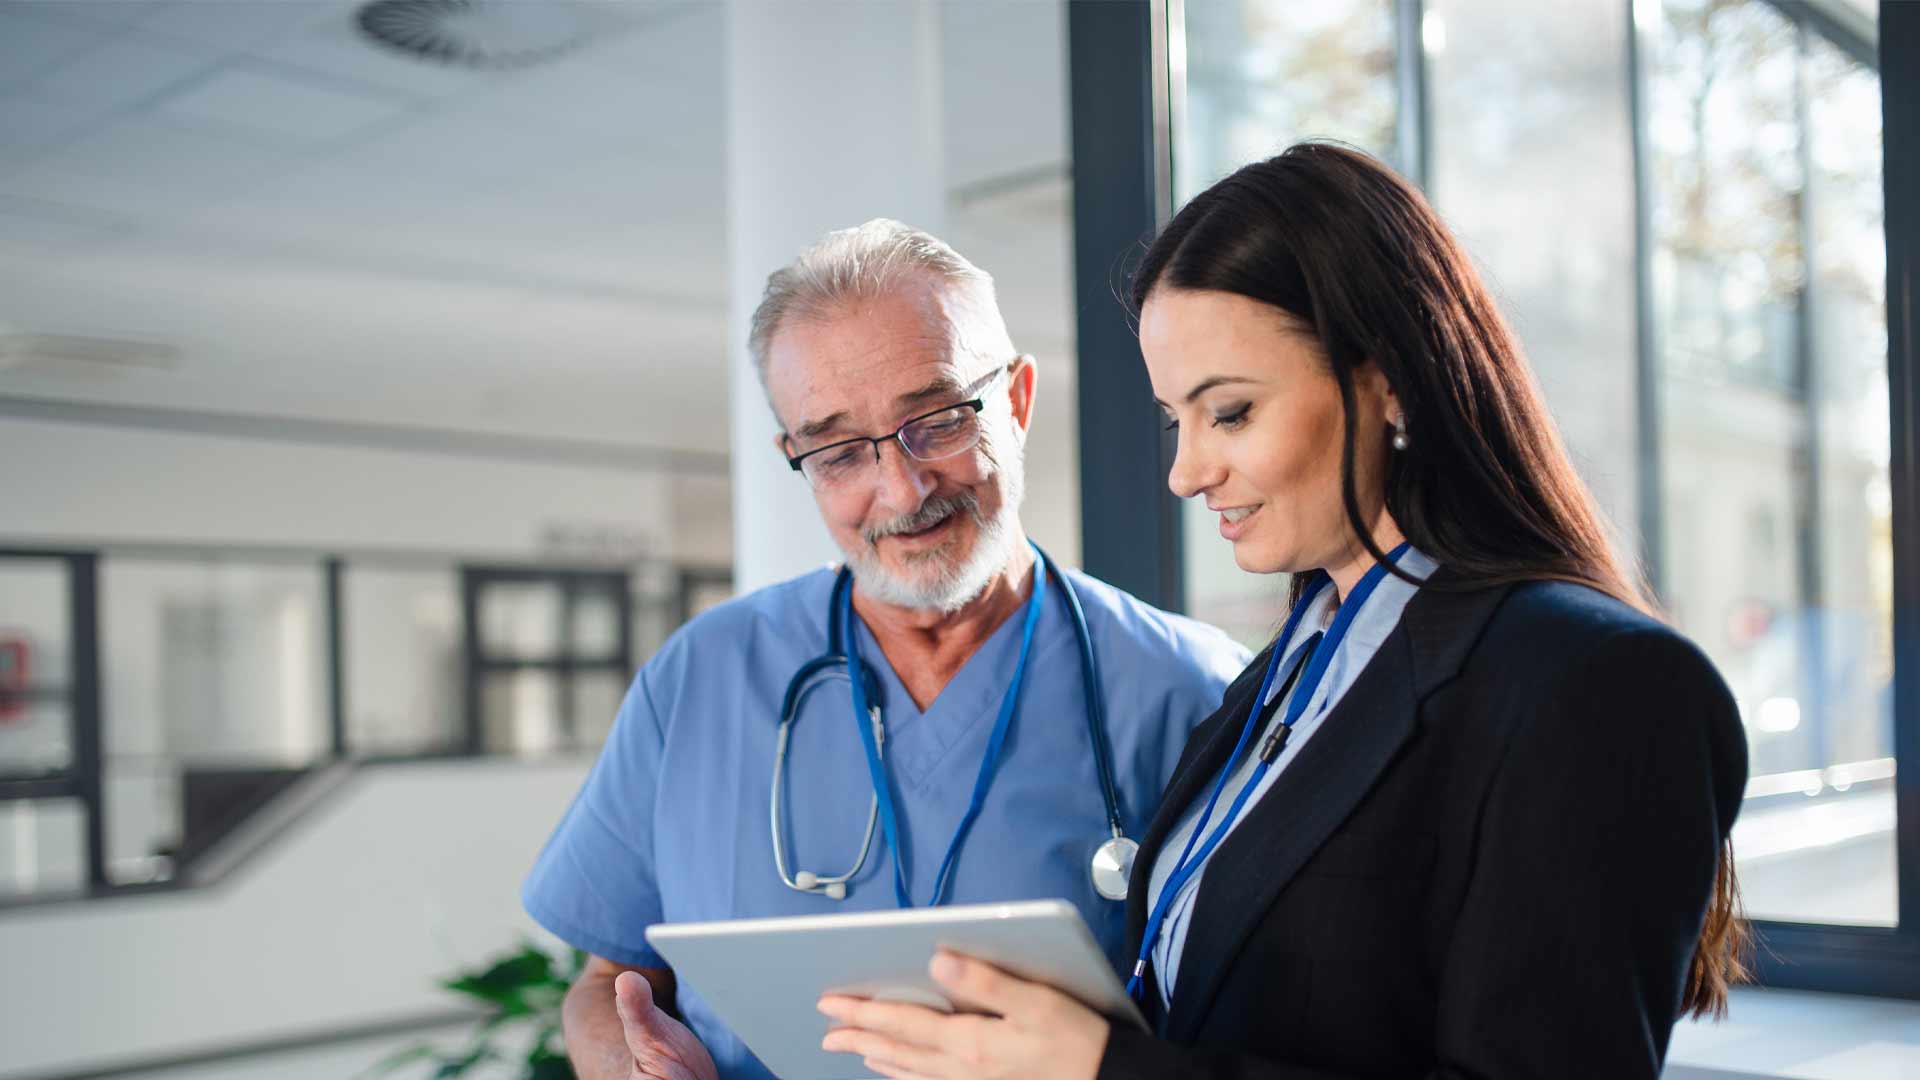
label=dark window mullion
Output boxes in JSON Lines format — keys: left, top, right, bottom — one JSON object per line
{"left": 0, "top": 777, "right": 80, "bottom": 801}
{"left": 558, "top": 581, "right": 577, "bottom": 749}
{"left": 70, "top": 552, "right": 106, "bottom": 891}
{"left": 1881, "top": 0, "right": 1920, "bottom": 937}
{"left": 1393, "top": 0, "right": 1432, "bottom": 190}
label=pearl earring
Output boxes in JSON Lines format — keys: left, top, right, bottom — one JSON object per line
{"left": 1391, "top": 417, "right": 1409, "bottom": 451}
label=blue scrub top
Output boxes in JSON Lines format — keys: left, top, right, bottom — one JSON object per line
{"left": 522, "top": 562, "right": 1247, "bottom": 1080}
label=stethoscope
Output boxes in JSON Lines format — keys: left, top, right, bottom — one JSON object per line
{"left": 770, "top": 544, "right": 1137, "bottom": 904}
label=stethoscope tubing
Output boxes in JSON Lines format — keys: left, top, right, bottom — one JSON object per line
{"left": 770, "top": 545, "right": 1125, "bottom": 903}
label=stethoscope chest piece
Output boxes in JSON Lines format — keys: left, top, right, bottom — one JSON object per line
{"left": 1091, "top": 835, "right": 1138, "bottom": 902}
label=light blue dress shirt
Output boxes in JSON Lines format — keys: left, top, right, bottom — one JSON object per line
{"left": 1143, "top": 548, "right": 1437, "bottom": 1009}
{"left": 522, "top": 562, "right": 1248, "bottom": 1080}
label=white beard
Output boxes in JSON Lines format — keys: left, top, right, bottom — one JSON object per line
{"left": 845, "top": 456, "right": 1027, "bottom": 614}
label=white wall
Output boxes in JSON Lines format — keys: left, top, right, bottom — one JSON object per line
{"left": 0, "top": 756, "right": 590, "bottom": 1080}
{"left": 0, "top": 416, "right": 685, "bottom": 558}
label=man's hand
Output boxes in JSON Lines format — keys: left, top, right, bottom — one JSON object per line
{"left": 562, "top": 956, "right": 718, "bottom": 1080}
{"left": 614, "top": 970, "right": 720, "bottom": 1080}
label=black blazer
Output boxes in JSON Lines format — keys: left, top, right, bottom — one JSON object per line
{"left": 1098, "top": 575, "right": 1747, "bottom": 1080}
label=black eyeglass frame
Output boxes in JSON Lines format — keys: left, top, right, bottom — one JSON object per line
{"left": 782, "top": 365, "right": 1012, "bottom": 476}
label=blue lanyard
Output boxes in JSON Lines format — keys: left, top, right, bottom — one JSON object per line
{"left": 840, "top": 543, "right": 1050, "bottom": 908}
{"left": 1127, "top": 542, "right": 1411, "bottom": 1000}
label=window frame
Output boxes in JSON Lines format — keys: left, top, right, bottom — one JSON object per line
{"left": 0, "top": 548, "right": 105, "bottom": 892}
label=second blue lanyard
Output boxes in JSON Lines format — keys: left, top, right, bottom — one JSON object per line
{"left": 841, "top": 544, "right": 1050, "bottom": 909}
{"left": 1128, "top": 542, "right": 1411, "bottom": 999}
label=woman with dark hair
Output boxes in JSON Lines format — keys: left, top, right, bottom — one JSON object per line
{"left": 816, "top": 142, "right": 1749, "bottom": 1079}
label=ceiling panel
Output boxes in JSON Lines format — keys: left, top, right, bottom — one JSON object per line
{"left": 0, "top": 194, "right": 130, "bottom": 256}
{"left": 0, "top": 97, "right": 97, "bottom": 158}
{"left": 126, "top": 0, "right": 326, "bottom": 54}
{"left": 14, "top": 0, "right": 171, "bottom": 34}
{"left": 153, "top": 60, "right": 422, "bottom": 144}
{"left": 25, "top": 31, "right": 216, "bottom": 112}
{"left": 1, "top": 115, "right": 304, "bottom": 218}
{"left": 0, "top": 7, "right": 107, "bottom": 91}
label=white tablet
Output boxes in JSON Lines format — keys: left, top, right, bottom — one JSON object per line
{"left": 645, "top": 898, "right": 1146, "bottom": 1080}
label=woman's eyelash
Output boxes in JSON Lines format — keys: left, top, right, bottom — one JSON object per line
{"left": 1212, "top": 404, "right": 1251, "bottom": 428}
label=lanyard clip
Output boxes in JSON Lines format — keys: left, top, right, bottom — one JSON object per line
{"left": 1258, "top": 722, "right": 1292, "bottom": 765}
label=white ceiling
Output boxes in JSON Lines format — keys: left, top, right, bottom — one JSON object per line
{"left": 0, "top": 0, "right": 1075, "bottom": 458}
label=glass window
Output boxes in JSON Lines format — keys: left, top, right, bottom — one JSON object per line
{"left": 0, "top": 559, "right": 74, "bottom": 778}
{"left": 100, "top": 559, "right": 329, "bottom": 765}
{"left": 0, "top": 560, "right": 71, "bottom": 690}
{"left": 481, "top": 670, "right": 563, "bottom": 756}
{"left": 1426, "top": 0, "right": 1640, "bottom": 546}
{"left": 1177, "top": 0, "right": 1400, "bottom": 205}
{"left": 344, "top": 566, "right": 462, "bottom": 756}
{"left": 568, "top": 583, "right": 624, "bottom": 662}
{"left": 1648, "top": 0, "right": 1893, "bottom": 927}
{"left": 96, "top": 558, "right": 328, "bottom": 886}
{"left": 0, "top": 700, "right": 72, "bottom": 782}
{"left": 104, "top": 761, "right": 177, "bottom": 886}
{"left": 0, "top": 798, "right": 86, "bottom": 898}
{"left": 477, "top": 582, "right": 563, "bottom": 661}
{"left": 1176, "top": 0, "right": 1402, "bottom": 647}
{"left": 1169, "top": 0, "right": 1894, "bottom": 930}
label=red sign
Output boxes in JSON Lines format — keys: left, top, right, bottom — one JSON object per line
{"left": 0, "top": 636, "right": 28, "bottom": 725}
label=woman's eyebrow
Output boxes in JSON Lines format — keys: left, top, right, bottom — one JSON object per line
{"left": 1175, "top": 375, "right": 1260, "bottom": 405}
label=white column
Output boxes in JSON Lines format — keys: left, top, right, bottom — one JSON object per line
{"left": 726, "top": 0, "right": 947, "bottom": 592}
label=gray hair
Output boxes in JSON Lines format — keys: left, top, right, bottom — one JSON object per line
{"left": 747, "top": 218, "right": 1011, "bottom": 386}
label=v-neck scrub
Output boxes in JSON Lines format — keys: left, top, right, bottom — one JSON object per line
{"left": 521, "top": 563, "right": 1248, "bottom": 1080}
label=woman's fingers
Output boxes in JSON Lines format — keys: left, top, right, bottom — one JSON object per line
{"left": 928, "top": 951, "right": 1053, "bottom": 1019}
{"left": 820, "top": 1016, "right": 949, "bottom": 1078}
{"left": 818, "top": 994, "right": 958, "bottom": 1049}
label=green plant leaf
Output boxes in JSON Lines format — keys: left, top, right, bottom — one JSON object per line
{"left": 431, "top": 1045, "right": 493, "bottom": 1078}
{"left": 442, "top": 946, "right": 562, "bottom": 1009}
{"left": 359, "top": 1041, "right": 439, "bottom": 1078}
{"left": 418, "top": 942, "right": 575, "bottom": 1079}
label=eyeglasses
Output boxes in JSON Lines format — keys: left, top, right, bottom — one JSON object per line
{"left": 785, "top": 366, "right": 1009, "bottom": 489}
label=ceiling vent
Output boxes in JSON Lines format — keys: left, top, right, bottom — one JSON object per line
{"left": 356, "top": 0, "right": 597, "bottom": 69}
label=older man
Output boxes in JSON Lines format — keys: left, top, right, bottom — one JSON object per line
{"left": 522, "top": 220, "right": 1247, "bottom": 1080}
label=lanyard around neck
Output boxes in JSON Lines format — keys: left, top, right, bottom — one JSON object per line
{"left": 840, "top": 544, "right": 1050, "bottom": 908}
{"left": 1127, "top": 542, "right": 1412, "bottom": 1000}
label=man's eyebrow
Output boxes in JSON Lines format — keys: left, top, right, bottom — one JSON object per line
{"left": 793, "top": 369, "right": 988, "bottom": 442}
{"left": 792, "top": 410, "right": 851, "bottom": 442}
{"left": 895, "top": 375, "right": 968, "bottom": 409}
{"left": 1155, "top": 375, "right": 1261, "bottom": 408}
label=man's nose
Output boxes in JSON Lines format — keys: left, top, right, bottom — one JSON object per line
{"left": 872, "top": 438, "right": 937, "bottom": 511}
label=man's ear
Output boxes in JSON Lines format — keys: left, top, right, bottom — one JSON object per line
{"left": 1007, "top": 355, "right": 1038, "bottom": 440}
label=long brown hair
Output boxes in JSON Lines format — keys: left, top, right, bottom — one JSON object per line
{"left": 1131, "top": 141, "right": 1746, "bottom": 1018}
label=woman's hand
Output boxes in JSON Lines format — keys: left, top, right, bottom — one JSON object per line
{"left": 817, "top": 950, "right": 1110, "bottom": 1080}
